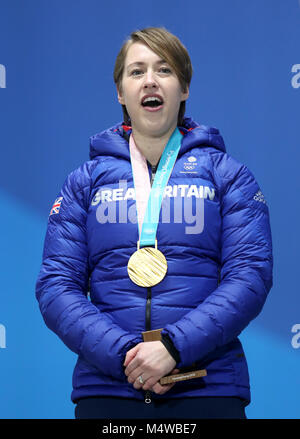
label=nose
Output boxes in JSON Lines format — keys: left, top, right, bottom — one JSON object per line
{"left": 143, "top": 69, "right": 158, "bottom": 89}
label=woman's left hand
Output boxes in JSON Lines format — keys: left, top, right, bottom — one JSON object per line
{"left": 124, "top": 341, "right": 177, "bottom": 393}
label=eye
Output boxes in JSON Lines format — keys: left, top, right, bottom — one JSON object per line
{"left": 159, "top": 67, "right": 172, "bottom": 74}
{"left": 130, "top": 69, "right": 143, "bottom": 76}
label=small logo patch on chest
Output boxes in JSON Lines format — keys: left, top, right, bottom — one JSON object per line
{"left": 181, "top": 156, "right": 198, "bottom": 173}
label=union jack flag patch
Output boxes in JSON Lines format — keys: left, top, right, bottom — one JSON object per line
{"left": 49, "top": 197, "right": 63, "bottom": 216}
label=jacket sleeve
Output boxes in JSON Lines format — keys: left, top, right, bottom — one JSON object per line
{"left": 35, "top": 163, "right": 142, "bottom": 379}
{"left": 162, "top": 160, "right": 273, "bottom": 368}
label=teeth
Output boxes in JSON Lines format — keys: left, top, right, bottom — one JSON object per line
{"left": 143, "top": 96, "right": 162, "bottom": 104}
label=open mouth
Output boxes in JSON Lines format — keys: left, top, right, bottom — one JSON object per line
{"left": 141, "top": 96, "right": 164, "bottom": 109}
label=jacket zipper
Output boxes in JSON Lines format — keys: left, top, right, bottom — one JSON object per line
{"left": 150, "top": 163, "right": 156, "bottom": 186}
{"left": 144, "top": 163, "right": 157, "bottom": 404}
{"left": 146, "top": 287, "right": 151, "bottom": 331}
{"left": 144, "top": 288, "right": 152, "bottom": 404}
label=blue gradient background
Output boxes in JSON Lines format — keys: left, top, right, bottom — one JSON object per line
{"left": 0, "top": 0, "right": 299, "bottom": 419}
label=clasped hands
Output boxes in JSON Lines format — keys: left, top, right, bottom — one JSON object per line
{"left": 123, "top": 341, "right": 179, "bottom": 395}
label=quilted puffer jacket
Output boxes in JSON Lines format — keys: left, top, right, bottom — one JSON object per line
{"left": 35, "top": 117, "right": 273, "bottom": 405}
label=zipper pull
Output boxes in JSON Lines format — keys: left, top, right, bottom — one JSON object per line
{"left": 144, "top": 390, "right": 152, "bottom": 404}
{"left": 150, "top": 165, "right": 156, "bottom": 187}
{"left": 148, "top": 161, "right": 158, "bottom": 187}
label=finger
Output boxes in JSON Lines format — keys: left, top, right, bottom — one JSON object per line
{"left": 127, "top": 366, "right": 144, "bottom": 385}
{"left": 123, "top": 345, "right": 140, "bottom": 368}
{"left": 133, "top": 376, "right": 146, "bottom": 390}
{"left": 149, "top": 368, "right": 180, "bottom": 394}
{"left": 128, "top": 366, "right": 152, "bottom": 388}
{"left": 132, "top": 371, "right": 151, "bottom": 390}
{"left": 124, "top": 355, "right": 141, "bottom": 377}
{"left": 125, "top": 350, "right": 151, "bottom": 377}
{"left": 151, "top": 382, "right": 174, "bottom": 395}
{"left": 156, "top": 368, "right": 179, "bottom": 393}
{"left": 142, "top": 376, "right": 158, "bottom": 391}
{"left": 145, "top": 368, "right": 179, "bottom": 388}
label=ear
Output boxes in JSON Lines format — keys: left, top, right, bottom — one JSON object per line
{"left": 117, "top": 85, "right": 125, "bottom": 105}
{"left": 181, "top": 85, "right": 189, "bottom": 102}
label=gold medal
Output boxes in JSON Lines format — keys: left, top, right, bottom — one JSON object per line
{"left": 127, "top": 241, "right": 167, "bottom": 287}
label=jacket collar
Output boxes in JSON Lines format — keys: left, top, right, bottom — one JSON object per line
{"left": 89, "top": 117, "right": 226, "bottom": 161}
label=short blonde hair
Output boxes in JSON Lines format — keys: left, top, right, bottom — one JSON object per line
{"left": 114, "top": 27, "right": 193, "bottom": 126}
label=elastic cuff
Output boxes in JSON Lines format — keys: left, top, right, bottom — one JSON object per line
{"left": 161, "top": 334, "right": 181, "bottom": 364}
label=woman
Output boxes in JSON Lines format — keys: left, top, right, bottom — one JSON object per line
{"left": 36, "top": 27, "right": 273, "bottom": 419}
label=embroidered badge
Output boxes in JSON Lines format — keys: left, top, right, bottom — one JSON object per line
{"left": 49, "top": 197, "right": 63, "bottom": 215}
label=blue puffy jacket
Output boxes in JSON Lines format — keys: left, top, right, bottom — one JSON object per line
{"left": 35, "top": 117, "right": 273, "bottom": 405}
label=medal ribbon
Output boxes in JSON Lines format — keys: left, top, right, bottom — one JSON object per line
{"left": 129, "top": 127, "right": 183, "bottom": 248}
{"left": 129, "top": 134, "right": 151, "bottom": 236}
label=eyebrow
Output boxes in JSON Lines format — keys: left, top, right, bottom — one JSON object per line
{"left": 126, "top": 60, "right": 167, "bottom": 70}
